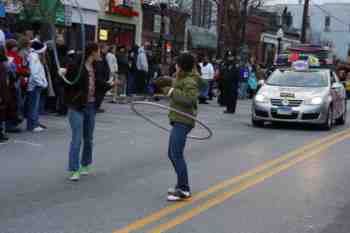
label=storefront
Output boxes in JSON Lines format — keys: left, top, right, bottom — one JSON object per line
{"left": 98, "top": 0, "right": 142, "bottom": 49}
{"left": 63, "top": 0, "right": 100, "bottom": 49}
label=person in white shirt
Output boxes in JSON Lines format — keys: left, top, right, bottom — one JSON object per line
{"left": 199, "top": 55, "right": 214, "bottom": 104}
{"left": 105, "top": 46, "right": 120, "bottom": 103}
{"left": 27, "top": 40, "right": 48, "bottom": 132}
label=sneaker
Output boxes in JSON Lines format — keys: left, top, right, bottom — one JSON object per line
{"left": 38, "top": 123, "right": 47, "bottom": 129}
{"left": 80, "top": 166, "right": 91, "bottom": 176}
{"left": 167, "top": 189, "right": 191, "bottom": 202}
{"left": 168, "top": 187, "right": 176, "bottom": 195}
{"left": 69, "top": 171, "right": 80, "bottom": 181}
{"left": 32, "top": 126, "right": 44, "bottom": 133}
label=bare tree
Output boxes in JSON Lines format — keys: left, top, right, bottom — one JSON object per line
{"left": 213, "top": 0, "right": 266, "bottom": 51}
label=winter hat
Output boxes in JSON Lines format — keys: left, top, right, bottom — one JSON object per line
{"left": 6, "top": 39, "right": 17, "bottom": 51}
{"left": 31, "top": 39, "right": 47, "bottom": 54}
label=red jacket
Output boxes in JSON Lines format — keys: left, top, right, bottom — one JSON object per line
{"left": 6, "top": 50, "right": 30, "bottom": 76}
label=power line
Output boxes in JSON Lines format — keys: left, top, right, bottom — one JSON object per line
{"left": 310, "top": 1, "right": 349, "bottom": 27}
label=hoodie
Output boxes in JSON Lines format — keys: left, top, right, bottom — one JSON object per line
{"left": 136, "top": 47, "right": 149, "bottom": 72}
{"left": 28, "top": 52, "right": 48, "bottom": 91}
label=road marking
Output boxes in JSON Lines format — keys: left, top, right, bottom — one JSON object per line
{"left": 113, "top": 129, "right": 350, "bottom": 233}
{"left": 147, "top": 132, "right": 350, "bottom": 233}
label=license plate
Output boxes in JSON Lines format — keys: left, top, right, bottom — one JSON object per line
{"left": 277, "top": 107, "right": 292, "bottom": 115}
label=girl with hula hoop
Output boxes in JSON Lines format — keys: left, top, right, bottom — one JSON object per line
{"left": 156, "top": 53, "right": 203, "bottom": 201}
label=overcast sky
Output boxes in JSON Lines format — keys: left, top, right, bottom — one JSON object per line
{"left": 266, "top": 0, "right": 350, "bottom": 5}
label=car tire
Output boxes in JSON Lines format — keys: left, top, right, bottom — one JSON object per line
{"left": 252, "top": 117, "right": 265, "bottom": 127}
{"left": 321, "top": 107, "right": 333, "bottom": 130}
{"left": 336, "top": 100, "right": 347, "bottom": 125}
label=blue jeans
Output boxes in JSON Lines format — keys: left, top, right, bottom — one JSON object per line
{"left": 199, "top": 80, "right": 209, "bottom": 99}
{"left": 239, "top": 81, "right": 248, "bottom": 99}
{"left": 126, "top": 72, "right": 135, "bottom": 96}
{"left": 27, "top": 87, "right": 42, "bottom": 131}
{"left": 68, "top": 103, "right": 96, "bottom": 172}
{"left": 168, "top": 122, "right": 193, "bottom": 192}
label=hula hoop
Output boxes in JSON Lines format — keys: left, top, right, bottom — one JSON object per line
{"left": 47, "top": 0, "right": 86, "bottom": 85}
{"left": 130, "top": 101, "right": 213, "bottom": 141}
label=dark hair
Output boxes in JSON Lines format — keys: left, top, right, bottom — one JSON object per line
{"left": 176, "top": 53, "right": 195, "bottom": 73}
{"left": 85, "top": 42, "right": 99, "bottom": 59}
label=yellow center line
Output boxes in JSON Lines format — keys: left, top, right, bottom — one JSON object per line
{"left": 113, "top": 129, "right": 350, "bottom": 233}
{"left": 147, "top": 132, "right": 350, "bottom": 233}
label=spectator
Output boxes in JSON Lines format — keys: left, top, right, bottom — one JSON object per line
{"left": 6, "top": 39, "right": 28, "bottom": 132}
{"left": 136, "top": 46, "right": 149, "bottom": 95}
{"left": 115, "top": 46, "right": 129, "bottom": 99}
{"left": 127, "top": 45, "right": 139, "bottom": 97}
{"left": 0, "top": 46, "right": 16, "bottom": 142}
{"left": 105, "top": 46, "right": 119, "bottom": 104}
{"left": 27, "top": 40, "right": 48, "bottom": 132}
{"left": 199, "top": 55, "right": 214, "bottom": 104}
{"left": 94, "top": 44, "right": 111, "bottom": 113}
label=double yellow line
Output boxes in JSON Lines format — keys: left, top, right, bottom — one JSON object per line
{"left": 114, "top": 129, "right": 350, "bottom": 233}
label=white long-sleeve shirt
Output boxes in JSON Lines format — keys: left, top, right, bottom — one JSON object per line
{"left": 28, "top": 52, "right": 48, "bottom": 91}
{"left": 106, "top": 52, "right": 118, "bottom": 74}
{"left": 200, "top": 63, "right": 215, "bottom": 80}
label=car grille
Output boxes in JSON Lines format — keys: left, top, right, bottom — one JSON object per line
{"left": 271, "top": 99, "right": 303, "bottom": 107}
{"left": 302, "top": 113, "right": 320, "bottom": 120}
{"left": 271, "top": 110, "right": 299, "bottom": 120}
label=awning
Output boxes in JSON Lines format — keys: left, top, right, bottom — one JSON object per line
{"left": 188, "top": 26, "right": 217, "bottom": 50}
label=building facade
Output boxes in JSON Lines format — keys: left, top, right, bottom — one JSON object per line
{"left": 98, "top": 0, "right": 143, "bottom": 49}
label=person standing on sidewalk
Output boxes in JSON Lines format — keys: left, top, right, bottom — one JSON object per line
{"left": 95, "top": 44, "right": 111, "bottom": 113}
{"left": 64, "top": 42, "right": 116, "bottom": 181}
{"left": 157, "top": 53, "right": 201, "bottom": 201}
{"left": 116, "top": 46, "right": 129, "bottom": 98}
{"left": 27, "top": 40, "right": 48, "bottom": 132}
{"left": 0, "top": 46, "right": 16, "bottom": 143}
{"left": 136, "top": 46, "right": 149, "bottom": 95}
{"left": 199, "top": 55, "right": 214, "bottom": 104}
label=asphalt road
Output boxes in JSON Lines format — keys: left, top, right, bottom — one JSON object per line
{"left": 1, "top": 99, "right": 350, "bottom": 233}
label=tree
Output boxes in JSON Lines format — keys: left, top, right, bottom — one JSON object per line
{"left": 213, "top": 0, "right": 267, "bottom": 53}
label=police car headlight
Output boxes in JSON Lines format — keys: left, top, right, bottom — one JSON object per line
{"left": 255, "top": 94, "right": 268, "bottom": 103}
{"left": 305, "top": 97, "right": 323, "bottom": 105}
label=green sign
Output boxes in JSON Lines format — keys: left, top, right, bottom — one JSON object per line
{"left": 18, "top": 0, "right": 66, "bottom": 25}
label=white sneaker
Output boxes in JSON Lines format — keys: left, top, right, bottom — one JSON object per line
{"left": 32, "top": 126, "right": 44, "bottom": 133}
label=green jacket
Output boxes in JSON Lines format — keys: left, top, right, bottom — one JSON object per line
{"left": 165, "top": 72, "right": 203, "bottom": 127}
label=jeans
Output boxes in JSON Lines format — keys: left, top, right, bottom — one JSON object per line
{"left": 68, "top": 103, "right": 96, "bottom": 172}
{"left": 126, "top": 72, "right": 135, "bottom": 96}
{"left": 199, "top": 80, "right": 209, "bottom": 99}
{"left": 27, "top": 87, "right": 42, "bottom": 131}
{"left": 168, "top": 122, "right": 193, "bottom": 192}
{"left": 239, "top": 81, "right": 248, "bottom": 99}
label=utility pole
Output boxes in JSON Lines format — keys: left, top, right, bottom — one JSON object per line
{"left": 301, "top": 0, "right": 310, "bottom": 43}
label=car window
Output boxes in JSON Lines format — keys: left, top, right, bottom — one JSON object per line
{"left": 267, "top": 70, "right": 329, "bottom": 87}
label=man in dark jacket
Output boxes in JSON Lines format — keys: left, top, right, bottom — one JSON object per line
{"left": 221, "top": 51, "right": 240, "bottom": 114}
{"left": 94, "top": 44, "right": 111, "bottom": 113}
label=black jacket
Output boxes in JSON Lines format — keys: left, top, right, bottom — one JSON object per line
{"left": 221, "top": 61, "right": 240, "bottom": 89}
{"left": 64, "top": 57, "right": 111, "bottom": 110}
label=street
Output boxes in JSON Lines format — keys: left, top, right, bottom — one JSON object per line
{"left": 1, "top": 100, "right": 350, "bottom": 233}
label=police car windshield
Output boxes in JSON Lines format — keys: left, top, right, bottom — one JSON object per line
{"left": 266, "top": 70, "right": 329, "bottom": 87}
